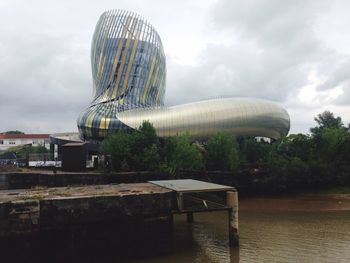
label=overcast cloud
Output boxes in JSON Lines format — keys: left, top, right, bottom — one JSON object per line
{"left": 0, "top": 0, "right": 349, "bottom": 134}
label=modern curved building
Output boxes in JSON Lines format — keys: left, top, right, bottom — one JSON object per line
{"left": 78, "top": 10, "right": 290, "bottom": 141}
{"left": 77, "top": 10, "right": 166, "bottom": 140}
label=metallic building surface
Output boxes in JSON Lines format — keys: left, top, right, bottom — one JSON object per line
{"left": 77, "top": 10, "right": 166, "bottom": 140}
{"left": 77, "top": 9, "right": 290, "bottom": 141}
{"left": 117, "top": 98, "right": 290, "bottom": 140}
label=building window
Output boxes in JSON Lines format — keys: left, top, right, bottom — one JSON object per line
{"left": 9, "top": 140, "right": 15, "bottom": 145}
{"left": 0, "top": 140, "right": 3, "bottom": 144}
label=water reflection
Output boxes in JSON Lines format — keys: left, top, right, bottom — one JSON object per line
{"left": 129, "top": 210, "right": 350, "bottom": 263}
{"left": 2, "top": 208, "right": 350, "bottom": 262}
{"left": 239, "top": 211, "right": 350, "bottom": 263}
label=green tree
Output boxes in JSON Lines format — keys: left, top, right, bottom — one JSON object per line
{"left": 101, "top": 121, "right": 161, "bottom": 171}
{"left": 1, "top": 130, "right": 25, "bottom": 134}
{"left": 278, "top": 134, "right": 313, "bottom": 161}
{"left": 205, "top": 132, "right": 238, "bottom": 172}
{"left": 160, "top": 136, "right": 176, "bottom": 165}
{"left": 6, "top": 144, "right": 48, "bottom": 158}
{"left": 137, "top": 121, "right": 159, "bottom": 147}
{"left": 311, "top": 110, "right": 344, "bottom": 134}
{"left": 164, "top": 133, "right": 203, "bottom": 174}
{"left": 130, "top": 121, "right": 160, "bottom": 171}
{"left": 266, "top": 154, "right": 310, "bottom": 192}
{"left": 314, "top": 127, "right": 349, "bottom": 164}
{"left": 100, "top": 130, "right": 132, "bottom": 171}
{"left": 142, "top": 144, "right": 161, "bottom": 171}
{"left": 239, "top": 137, "right": 272, "bottom": 164}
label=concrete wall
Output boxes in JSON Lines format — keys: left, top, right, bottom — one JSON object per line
{"left": 0, "top": 185, "right": 173, "bottom": 239}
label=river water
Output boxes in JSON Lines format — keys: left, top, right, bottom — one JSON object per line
{"left": 5, "top": 196, "right": 350, "bottom": 263}
{"left": 128, "top": 202, "right": 350, "bottom": 263}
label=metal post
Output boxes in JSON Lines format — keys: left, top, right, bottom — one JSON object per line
{"left": 227, "top": 191, "right": 239, "bottom": 246}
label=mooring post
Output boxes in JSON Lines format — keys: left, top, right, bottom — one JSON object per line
{"left": 227, "top": 190, "right": 239, "bottom": 246}
{"left": 177, "top": 193, "right": 184, "bottom": 211}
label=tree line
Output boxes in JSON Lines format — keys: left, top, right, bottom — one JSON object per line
{"left": 101, "top": 110, "right": 350, "bottom": 194}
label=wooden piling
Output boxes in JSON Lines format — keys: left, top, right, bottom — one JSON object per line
{"left": 227, "top": 191, "right": 239, "bottom": 246}
{"left": 177, "top": 193, "right": 184, "bottom": 211}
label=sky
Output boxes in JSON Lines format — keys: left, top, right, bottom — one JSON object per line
{"left": 0, "top": 0, "right": 350, "bottom": 134}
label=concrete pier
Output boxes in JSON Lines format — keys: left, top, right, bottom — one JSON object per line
{"left": 0, "top": 179, "right": 239, "bottom": 251}
{"left": 0, "top": 183, "right": 173, "bottom": 238}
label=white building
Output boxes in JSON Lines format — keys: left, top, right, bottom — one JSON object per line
{"left": 0, "top": 134, "right": 50, "bottom": 151}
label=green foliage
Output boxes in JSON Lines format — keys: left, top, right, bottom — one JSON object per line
{"left": 142, "top": 144, "right": 160, "bottom": 171}
{"left": 101, "top": 123, "right": 204, "bottom": 173}
{"left": 100, "top": 111, "right": 350, "bottom": 195}
{"left": 1, "top": 130, "right": 25, "bottom": 134}
{"left": 158, "top": 138, "right": 206, "bottom": 176}
{"left": 206, "top": 132, "right": 238, "bottom": 172}
{"left": 165, "top": 133, "right": 204, "bottom": 174}
{"left": 278, "top": 134, "right": 313, "bottom": 161}
{"left": 100, "top": 130, "right": 132, "bottom": 171}
{"left": 314, "top": 127, "right": 349, "bottom": 162}
{"left": 101, "top": 121, "right": 161, "bottom": 171}
{"left": 6, "top": 145, "right": 49, "bottom": 158}
{"left": 130, "top": 121, "right": 160, "bottom": 170}
{"left": 136, "top": 121, "right": 159, "bottom": 148}
{"left": 226, "top": 110, "right": 350, "bottom": 195}
{"left": 239, "top": 137, "right": 272, "bottom": 164}
{"left": 310, "top": 110, "right": 344, "bottom": 135}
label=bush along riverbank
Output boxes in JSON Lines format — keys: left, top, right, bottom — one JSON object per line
{"left": 99, "top": 110, "right": 350, "bottom": 196}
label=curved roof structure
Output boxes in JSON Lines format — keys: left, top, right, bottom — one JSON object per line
{"left": 77, "top": 9, "right": 290, "bottom": 141}
{"left": 118, "top": 98, "right": 289, "bottom": 140}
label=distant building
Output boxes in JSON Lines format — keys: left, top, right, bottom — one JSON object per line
{"left": 0, "top": 134, "right": 50, "bottom": 151}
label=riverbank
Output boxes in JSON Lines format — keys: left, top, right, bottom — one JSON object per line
{"left": 240, "top": 193, "right": 350, "bottom": 212}
{"left": 2, "top": 167, "right": 350, "bottom": 214}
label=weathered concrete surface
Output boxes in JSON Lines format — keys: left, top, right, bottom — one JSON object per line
{"left": 0, "top": 170, "right": 240, "bottom": 191}
{"left": 0, "top": 199, "right": 40, "bottom": 237}
{"left": 0, "top": 183, "right": 173, "bottom": 238}
{"left": 0, "top": 171, "right": 170, "bottom": 190}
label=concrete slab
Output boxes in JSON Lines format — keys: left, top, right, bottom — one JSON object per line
{"left": 0, "top": 183, "right": 171, "bottom": 202}
{"left": 149, "top": 179, "right": 235, "bottom": 193}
